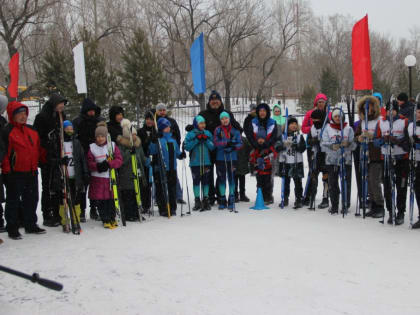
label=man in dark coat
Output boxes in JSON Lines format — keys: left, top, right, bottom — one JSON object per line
{"left": 243, "top": 103, "right": 257, "bottom": 145}
{"left": 107, "top": 106, "right": 124, "bottom": 142}
{"left": 72, "top": 98, "right": 103, "bottom": 220}
{"left": 198, "top": 90, "right": 242, "bottom": 205}
{"left": 397, "top": 92, "right": 415, "bottom": 122}
{"left": 33, "top": 93, "right": 67, "bottom": 227}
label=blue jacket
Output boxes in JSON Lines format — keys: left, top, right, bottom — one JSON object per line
{"left": 184, "top": 129, "right": 214, "bottom": 167}
{"left": 149, "top": 132, "right": 181, "bottom": 172}
{"left": 213, "top": 125, "right": 242, "bottom": 161}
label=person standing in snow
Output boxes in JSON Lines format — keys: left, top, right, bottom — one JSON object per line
{"left": 321, "top": 108, "right": 356, "bottom": 214}
{"left": 107, "top": 106, "right": 124, "bottom": 142}
{"left": 407, "top": 103, "right": 420, "bottom": 228}
{"left": 33, "top": 93, "right": 68, "bottom": 228}
{"left": 3, "top": 101, "right": 46, "bottom": 239}
{"left": 243, "top": 103, "right": 257, "bottom": 144}
{"left": 199, "top": 91, "right": 242, "bottom": 206}
{"left": 0, "top": 95, "right": 8, "bottom": 233}
{"left": 396, "top": 92, "right": 415, "bottom": 122}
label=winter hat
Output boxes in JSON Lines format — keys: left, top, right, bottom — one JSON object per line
{"left": 144, "top": 111, "right": 154, "bottom": 120}
{"left": 287, "top": 116, "right": 298, "bottom": 125}
{"left": 397, "top": 92, "right": 408, "bottom": 103}
{"left": 121, "top": 118, "right": 136, "bottom": 138}
{"left": 156, "top": 103, "right": 167, "bottom": 111}
{"left": 219, "top": 111, "right": 230, "bottom": 121}
{"left": 311, "top": 109, "right": 325, "bottom": 121}
{"left": 256, "top": 127, "right": 267, "bottom": 139}
{"left": 82, "top": 98, "right": 97, "bottom": 113}
{"left": 12, "top": 105, "right": 27, "bottom": 116}
{"left": 0, "top": 95, "right": 8, "bottom": 114}
{"left": 193, "top": 115, "right": 205, "bottom": 129}
{"left": 63, "top": 120, "right": 73, "bottom": 129}
{"left": 95, "top": 121, "right": 108, "bottom": 138}
{"left": 249, "top": 103, "right": 257, "bottom": 111}
{"left": 313, "top": 93, "right": 327, "bottom": 107}
{"left": 109, "top": 105, "right": 124, "bottom": 121}
{"left": 157, "top": 117, "right": 171, "bottom": 131}
{"left": 373, "top": 92, "right": 383, "bottom": 105}
{"left": 209, "top": 90, "right": 222, "bottom": 102}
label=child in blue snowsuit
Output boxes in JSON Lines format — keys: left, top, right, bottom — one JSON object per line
{"left": 213, "top": 112, "right": 242, "bottom": 210}
{"left": 149, "top": 118, "right": 184, "bottom": 216}
{"left": 184, "top": 115, "right": 215, "bottom": 211}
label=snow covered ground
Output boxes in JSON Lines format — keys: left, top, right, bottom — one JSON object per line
{"left": 1, "top": 173, "right": 420, "bottom": 315}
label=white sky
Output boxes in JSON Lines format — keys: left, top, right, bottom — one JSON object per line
{"left": 308, "top": 0, "right": 420, "bottom": 40}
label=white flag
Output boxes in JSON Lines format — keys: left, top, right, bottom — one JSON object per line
{"left": 73, "top": 42, "right": 87, "bottom": 94}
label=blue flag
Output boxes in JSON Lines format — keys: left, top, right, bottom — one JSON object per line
{"left": 190, "top": 33, "right": 206, "bottom": 95}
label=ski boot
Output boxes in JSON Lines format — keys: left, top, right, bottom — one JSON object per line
{"left": 329, "top": 207, "right": 338, "bottom": 215}
{"left": 228, "top": 195, "right": 237, "bottom": 212}
{"left": 193, "top": 198, "right": 202, "bottom": 211}
{"left": 43, "top": 211, "right": 60, "bottom": 227}
{"left": 411, "top": 218, "right": 420, "bottom": 229}
{"left": 293, "top": 198, "right": 302, "bottom": 209}
{"left": 386, "top": 211, "right": 394, "bottom": 224}
{"left": 62, "top": 225, "right": 70, "bottom": 233}
{"left": 8, "top": 230, "right": 22, "bottom": 240}
{"left": 318, "top": 198, "right": 329, "bottom": 209}
{"left": 395, "top": 211, "right": 405, "bottom": 226}
{"left": 103, "top": 222, "right": 115, "bottom": 229}
{"left": 201, "top": 197, "right": 211, "bottom": 211}
{"left": 264, "top": 195, "right": 274, "bottom": 205}
{"left": 240, "top": 193, "right": 250, "bottom": 202}
{"left": 218, "top": 197, "right": 227, "bottom": 210}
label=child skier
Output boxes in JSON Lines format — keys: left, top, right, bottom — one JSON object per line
{"left": 277, "top": 116, "right": 306, "bottom": 208}
{"left": 249, "top": 128, "right": 277, "bottom": 204}
{"left": 354, "top": 96, "right": 385, "bottom": 218}
{"left": 59, "top": 120, "right": 89, "bottom": 231}
{"left": 87, "top": 122, "right": 123, "bottom": 228}
{"left": 321, "top": 108, "right": 356, "bottom": 214}
{"left": 408, "top": 103, "right": 420, "bottom": 228}
{"left": 184, "top": 115, "right": 214, "bottom": 211}
{"left": 214, "top": 112, "right": 242, "bottom": 210}
{"left": 235, "top": 135, "right": 252, "bottom": 202}
{"left": 374, "top": 101, "right": 410, "bottom": 225}
{"left": 149, "top": 118, "right": 184, "bottom": 217}
{"left": 116, "top": 119, "right": 147, "bottom": 221}
{"left": 306, "top": 109, "right": 329, "bottom": 209}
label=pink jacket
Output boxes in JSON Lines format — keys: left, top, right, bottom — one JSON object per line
{"left": 87, "top": 142, "right": 123, "bottom": 200}
{"left": 301, "top": 93, "right": 327, "bottom": 134}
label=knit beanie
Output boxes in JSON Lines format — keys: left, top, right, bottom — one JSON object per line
{"left": 219, "top": 111, "right": 230, "bottom": 121}
{"left": 95, "top": 121, "right": 108, "bottom": 138}
{"left": 63, "top": 120, "right": 73, "bottom": 129}
{"left": 287, "top": 116, "right": 298, "bottom": 125}
{"left": 311, "top": 109, "right": 325, "bottom": 121}
{"left": 209, "top": 90, "right": 222, "bottom": 102}
{"left": 157, "top": 117, "right": 171, "bottom": 131}
{"left": 156, "top": 103, "right": 167, "bottom": 111}
{"left": 397, "top": 92, "right": 408, "bottom": 103}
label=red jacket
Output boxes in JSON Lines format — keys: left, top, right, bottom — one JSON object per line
{"left": 2, "top": 101, "right": 45, "bottom": 174}
{"left": 249, "top": 146, "right": 277, "bottom": 175}
{"left": 301, "top": 93, "right": 327, "bottom": 134}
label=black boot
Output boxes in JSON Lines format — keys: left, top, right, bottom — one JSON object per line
{"left": 25, "top": 225, "right": 46, "bottom": 234}
{"left": 240, "top": 193, "right": 250, "bottom": 202}
{"left": 8, "top": 229, "right": 22, "bottom": 240}
{"left": 293, "top": 198, "right": 302, "bottom": 209}
{"left": 90, "top": 207, "right": 100, "bottom": 221}
{"left": 329, "top": 206, "right": 338, "bottom": 215}
{"left": 318, "top": 198, "right": 329, "bottom": 209}
{"left": 395, "top": 211, "right": 405, "bottom": 226}
{"left": 387, "top": 211, "right": 394, "bottom": 224}
{"left": 202, "top": 197, "right": 211, "bottom": 211}
{"left": 302, "top": 196, "right": 310, "bottom": 206}
{"left": 43, "top": 211, "right": 60, "bottom": 227}
{"left": 412, "top": 218, "right": 420, "bottom": 229}
{"left": 371, "top": 204, "right": 385, "bottom": 219}
{"left": 193, "top": 198, "right": 202, "bottom": 211}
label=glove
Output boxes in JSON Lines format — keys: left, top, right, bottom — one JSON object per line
{"left": 60, "top": 156, "right": 70, "bottom": 166}
{"left": 340, "top": 140, "right": 349, "bottom": 148}
{"left": 332, "top": 143, "right": 340, "bottom": 151}
{"left": 197, "top": 133, "right": 208, "bottom": 141}
{"left": 130, "top": 147, "right": 136, "bottom": 154}
{"left": 257, "top": 157, "right": 264, "bottom": 170}
{"left": 179, "top": 151, "right": 186, "bottom": 159}
{"left": 96, "top": 160, "right": 109, "bottom": 173}
{"left": 389, "top": 136, "right": 400, "bottom": 145}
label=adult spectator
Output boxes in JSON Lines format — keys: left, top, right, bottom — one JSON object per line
{"left": 0, "top": 95, "right": 7, "bottom": 233}
{"left": 107, "top": 106, "right": 124, "bottom": 142}
{"left": 243, "top": 104, "right": 257, "bottom": 144}
{"left": 397, "top": 92, "right": 415, "bottom": 122}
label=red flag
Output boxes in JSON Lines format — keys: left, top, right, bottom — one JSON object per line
{"left": 352, "top": 15, "right": 372, "bottom": 90}
{"left": 8, "top": 52, "right": 19, "bottom": 98}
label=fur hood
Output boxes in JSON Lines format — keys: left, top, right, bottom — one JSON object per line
{"left": 116, "top": 118, "right": 141, "bottom": 148}
{"left": 357, "top": 95, "right": 380, "bottom": 120}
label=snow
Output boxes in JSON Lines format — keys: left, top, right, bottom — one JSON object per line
{"left": 1, "top": 173, "right": 420, "bottom": 315}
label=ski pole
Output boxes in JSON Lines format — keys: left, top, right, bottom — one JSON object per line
{"left": 0, "top": 265, "right": 63, "bottom": 291}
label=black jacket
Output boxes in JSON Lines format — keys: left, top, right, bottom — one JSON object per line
{"left": 199, "top": 103, "right": 242, "bottom": 136}
{"left": 151, "top": 109, "right": 181, "bottom": 145}
{"left": 399, "top": 101, "right": 415, "bottom": 122}
{"left": 243, "top": 113, "right": 255, "bottom": 145}
{"left": 138, "top": 124, "right": 154, "bottom": 156}
{"left": 33, "top": 94, "right": 67, "bottom": 161}
{"left": 107, "top": 106, "right": 124, "bottom": 143}
{"left": 73, "top": 98, "right": 103, "bottom": 155}
{"left": 64, "top": 132, "right": 89, "bottom": 190}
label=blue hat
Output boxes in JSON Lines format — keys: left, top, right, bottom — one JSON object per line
{"left": 157, "top": 117, "right": 171, "bottom": 131}
{"left": 219, "top": 111, "right": 230, "bottom": 121}
{"left": 193, "top": 115, "right": 205, "bottom": 129}
{"left": 63, "top": 120, "right": 73, "bottom": 129}
{"left": 373, "top": 92, "right": 383, "bottom": 105}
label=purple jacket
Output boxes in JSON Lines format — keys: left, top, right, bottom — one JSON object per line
{"left": 87, "top": 142, "right": 123, "bottom": 200}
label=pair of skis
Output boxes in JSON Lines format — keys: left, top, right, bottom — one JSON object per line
{"left": 359, "top": 100, "right": 370, "bottom": 218}
{"left": 129, "top": 127, "right": 144, "bottom": 222}
{"left": 58, "top": 112, "right": 81, "bottom": 234}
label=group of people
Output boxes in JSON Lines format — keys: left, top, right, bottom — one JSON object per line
{"left": 0, "top": 89, "right": 419, "bottom": 243}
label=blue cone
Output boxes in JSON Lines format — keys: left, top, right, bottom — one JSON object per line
{"left": 250, "top": 188, "right": 269, "bottom": 210}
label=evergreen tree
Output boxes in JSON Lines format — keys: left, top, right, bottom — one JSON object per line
{"left": 119, "top": 28, "right": 170, "bottom": 119}
{"left": 320, "top": 66, "right": 339, "bottom": 104}
{"left": 297, "top": 84, "right": 316, "bottom": 113}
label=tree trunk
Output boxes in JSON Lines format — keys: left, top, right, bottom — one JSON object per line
{"left": 224, "top": 80, "right": 231, "bottom": 111}
{"left": 199, "top": 93, "right": 205, "bottom": 111}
